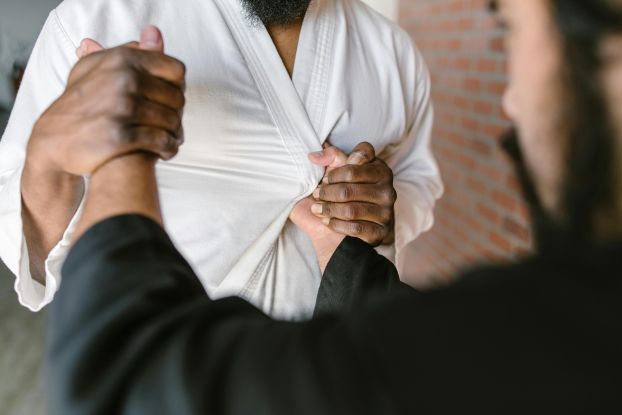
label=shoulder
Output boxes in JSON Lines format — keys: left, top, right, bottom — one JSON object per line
{"left": 340, "top": 0, "right": 429, "bottom": 99}
{"left": 341, "top": 0, "right": 420, "bottom": 64}
{"left": 54, "top": 0, "right": 162, "bottom": 47}
{"left": 341, "top": 0, "right": 410, "bottom": 46}
{"left": 418, "top": 257, "right": 566, "bottom": 317}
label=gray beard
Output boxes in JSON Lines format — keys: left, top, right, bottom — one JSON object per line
{"left": 240, "top": 0, "right": 312, "bottom": 26}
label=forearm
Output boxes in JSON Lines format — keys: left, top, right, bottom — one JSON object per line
{"left": 73, "top": 152, "right": 162, "bottom": 242}
{"left": 51, "top": 215, "right": 381, "bottom": 415}
{"left": 21, "top": 158, "right": 84, "bottom": 284}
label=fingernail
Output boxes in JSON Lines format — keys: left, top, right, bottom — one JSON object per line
{"left": 322, "top": 176, "right": 329, "bottom": 185}
{"left": 311, "top": 203, "right": 323, "bottom": 215}
{"left": 313, "top": 188, "right": 321, "bottom": 199}
{"left": 309, "top": 150, "right": 324, "bottom": 158}
{"left": 142, "top": 26, "right": 161, "bottom": 48}
{"left": 347, "top": 151, "right": 368, "bottom": 165}
{"left": 322, "top": 217, "right": 331, "bottom": 225}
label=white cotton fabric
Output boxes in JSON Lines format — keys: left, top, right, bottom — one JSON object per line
{"left": 0, "top": 0, "right": 443, "bottom": 319}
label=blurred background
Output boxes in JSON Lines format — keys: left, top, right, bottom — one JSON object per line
{"left": 0, "top": 0, "right": 526, "bottom": 414}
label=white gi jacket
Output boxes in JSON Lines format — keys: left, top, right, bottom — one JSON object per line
{"left": 0, "top": 0, "right": 443, "bottom": 318}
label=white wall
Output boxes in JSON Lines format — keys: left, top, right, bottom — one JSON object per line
{"left": 362, "top": 0, "right": 400, "bottom": 21}
{"left": 0, "top": 0, "right": 61, "bottom": 106}
{"left": 0, "top": 0, "right": 61, "bottom": 45}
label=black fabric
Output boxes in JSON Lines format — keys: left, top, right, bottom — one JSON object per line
{"left": 315, "top": 236, "right": 414, "bottom": 316}
{"left": 48, "top": 215, "right": 622, "bottom": 415}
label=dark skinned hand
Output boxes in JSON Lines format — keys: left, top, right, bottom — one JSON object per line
{"left": 310, "top": 142, "right": 396, "bottom": 247}
{"left": 25, "top": 26, "right": 186, "bottom": 177}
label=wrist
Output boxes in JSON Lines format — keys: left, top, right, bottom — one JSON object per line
{"left": 22, "top": 152, "right": 84, "bottom": 203}
{"left": 309, "top": 228, "right": 345, "bottom": 273}
{"left": 74, "top": 153, "right": 161, "bottom": 242}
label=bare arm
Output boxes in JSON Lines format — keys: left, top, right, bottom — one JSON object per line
{"left": 72, "top": 153, "right": 162, "bottom": 242}
{"left": 19, "top": 27, "right": 185, "bottom": 283}
{"left": 21, "top": 162, "right": 84, "bottom": 283}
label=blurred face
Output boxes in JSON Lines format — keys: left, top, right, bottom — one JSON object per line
{"left": 497, "top": 0, "right": 566, "bottom": 215}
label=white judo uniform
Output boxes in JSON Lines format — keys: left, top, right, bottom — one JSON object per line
{"left": 0, "top": 0, "right": 443, "bottom": 318}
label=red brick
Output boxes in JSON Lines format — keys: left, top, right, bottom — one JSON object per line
{"left": 489, "top": 231, "right": 513, "bottom": 252}
{"left": 398, "top": 0, "right": 531, "bottom": 281}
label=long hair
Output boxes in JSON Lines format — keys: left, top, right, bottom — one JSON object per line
{"left": 551, "top": 0, "right": 622, "bottom": 245}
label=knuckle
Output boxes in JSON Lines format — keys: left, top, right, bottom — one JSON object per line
{"left": 343, "top": 166, "right": 357, "bottom": 182}
{"left": 108, "top": 121, "right": 130, "bottom": 144}
{"left": 380, "top": 207, "right": 393, "bottom": 224}
{"left": 171, "top": 112, "right": 183, "bottom": 130}
{"left": 177, "top": 126, "right": 185, "bottom": 145}
{"left": 115, "top": 95, "right": 136, "bottom": 117}
{"left": 318, "top": 187, "right": 326, "bottom": 200}
{"left": 380, "top": 188, "right": 397, "bottom": 205}
{"left": 164, "top": 134, "right": 179, "bottom": 154}
{"left": 339, "top": 185, "right": 353, "bottom": 201}
{"left": 115, "top": 68, "right": 139, "bottom": 93}
{"left": 350, "top": 222, "right": 364, "bottom": 235}
{"left": 176, "top": 59, "right": 187, "bottom": 77}
{"left": 342, "top": 204, "right": 358, "bottom": 220}
{"left": 321, "top": 203, "right": 331, "bottom": 216}
{"left": 177, "top": 89, "right": 187, "bottom": 108}
{"left": 389, "top": 188, "right": 398, "bottom": 203}
{"left": 108, "top": 47, "right": 129, "bottom": 66}
{"left": 168, "top": 58, "right": 187, "bottom": 81}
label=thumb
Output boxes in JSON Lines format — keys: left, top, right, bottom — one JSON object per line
{"left": 140, "top": 25, "right": 164, "bottom": 52}
{"left": 308, "top": 146, "right": 348, "bottom": 169}
{"left": 76, "top": 39, "right": 142, "bottom": 59}
{"left": 346, "top": 142, "right": 376, "bottom": 166}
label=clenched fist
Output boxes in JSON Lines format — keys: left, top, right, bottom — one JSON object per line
{"left": 26, "top": 26, "right": 186, "bottom": 177}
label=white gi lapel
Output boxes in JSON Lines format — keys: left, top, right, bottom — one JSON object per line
{"left": 291, "top": 0, "right": 337, "bottom": 139}
{"left": 214, "top": 0, "right": 329, "bottom": 189}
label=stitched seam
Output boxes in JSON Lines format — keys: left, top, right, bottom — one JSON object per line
{"left": 219, "top": 2, "right": 307, "bottom": 182}
{"left": 52, "top": 9, "right": 78, "bottom": 49}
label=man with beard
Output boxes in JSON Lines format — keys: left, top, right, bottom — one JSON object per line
{"left": 0, "top": 0, "right": 442, "bottom": 319}
{"left": 46, "top": 0, "right": 622, "bottom": 413}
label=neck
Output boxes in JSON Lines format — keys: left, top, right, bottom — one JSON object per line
{"left": 266, "top": 19, "right": 304, "bottom": 78}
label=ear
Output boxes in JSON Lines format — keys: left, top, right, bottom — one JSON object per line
{"left": 601, "top": 35, "right": 622, "bottom": 121}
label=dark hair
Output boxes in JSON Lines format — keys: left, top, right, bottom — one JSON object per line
{"left": 500, "top": 1, "right": 622, "bottom": 250}
{"left": 240, "top": 0, "right": 311, "bottom": 26}
{"left": 551, "top": 0, "right": 622, "bottom": 243}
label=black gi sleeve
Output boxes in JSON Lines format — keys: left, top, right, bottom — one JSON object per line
{"left": 314, "top": 237, "right": 414, "bottom": 316}
{"left": 47, "top": 215, "right": 397, "bottom": 415}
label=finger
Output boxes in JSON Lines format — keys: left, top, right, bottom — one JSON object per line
{"left": 76, "top": 38, "right": 141, "bottom": 59}
{"left": 137, "top": 74, "right": 186, "bottom": 111}
{"left": 121, "top": 126, "right": 180, "bottom": 160}
{"left": 82, "top": 46, "right": 185, "bottom": 88}
{"left": 129, "top": 50, "right": 186, "bottom": 88}
{"left": 314, "top": 183, "right": 397, "bottom": 206}
{"left": 346, "top": 141, "right": 376, "bottom": 166}
{"left": 71, "top": 40, "right": 140, "bottom": 83}
{"left": 140, "top": 25, "right": 165, "bottom": 52}
{"left": 326, "top": 159, "right": 393, "bottom": 185}
{"left": 76, "top": 38, "right": 105, "bottom": 59}
{"left": 311, "top": 201, "right": 392, "bottom": 226}
{"left": 125, "top": 97, "right": 183, "bottom": 136}
{"left": 308, "top": 146, "right": 348, "bottom": 169}
{"left": 323, "top": 218, "right": 387, "bottom": 246}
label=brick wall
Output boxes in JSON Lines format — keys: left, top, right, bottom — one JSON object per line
{"left": 399, "top": 0, "right": 533, "bottom": 286}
